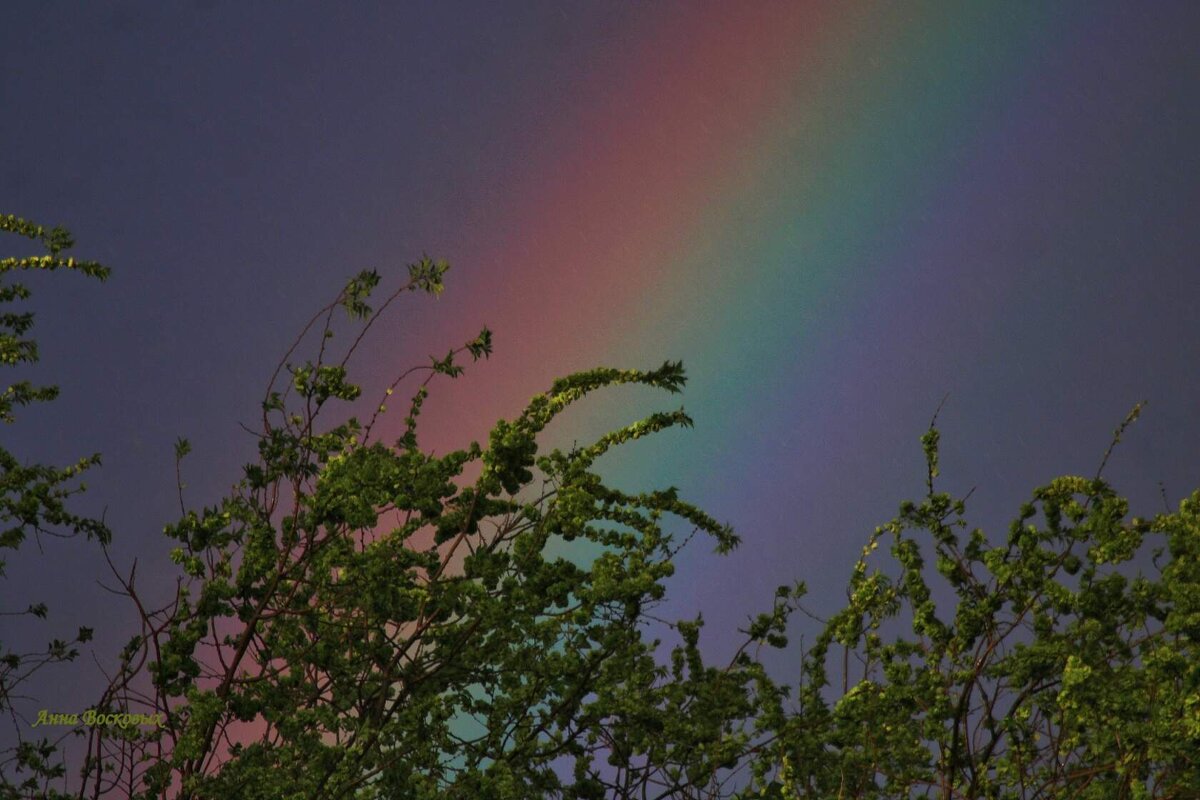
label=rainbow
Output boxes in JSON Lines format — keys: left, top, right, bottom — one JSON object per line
{"left": 365, "top": 4, "right": 1074, "bottom": 618}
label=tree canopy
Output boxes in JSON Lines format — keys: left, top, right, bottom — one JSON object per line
{"left": 1, "top": 215, "right": 111, "bottom": 799}
{"left": 749, "top": 411, "right": 1200, "bottom": 798}
{"left": 2, "top": 216, "right": 1197, "bottom": 799}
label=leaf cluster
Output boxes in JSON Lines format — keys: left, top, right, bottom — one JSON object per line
{"left": 747, "top": 414, "right": 1200, "bottom": 798}
{"left": 0, "top": 216, "right": 111, "bottom": 799}
{"left": 84, "top": 266, "right": 783, "bottom": 800}
{"left": 7, "top": 219, "right": 1199, "bottom": 800}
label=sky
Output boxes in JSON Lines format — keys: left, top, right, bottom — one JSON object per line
{"left": 3, "top": 0, "right": 1200, "bottom": 735}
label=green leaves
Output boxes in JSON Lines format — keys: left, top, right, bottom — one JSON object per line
{"left": 81, "top": 262, "right": 770, "bottom": 800}
{"left": 1, "top": 216, "right": 111, "bottom": 798}
{"left": 0, "top": 215, "right": 75, "bottom": 255}
{"left": 407, "top": 254, "right": 449, "bottom": 297}
{"left": 339, "top": 269, "right": 381, "bottom": 319}
{"left": 13, "top": 243, "right": 1187, "bottom": 798}
{"left": 746, "top": 419, "right": 1200, "bottom": 798}
{"left": 289, "top": 362, "right": 362, "bottom": 404}
{"left": 0, "top": 218, "right": 108, "bottom": 424}
{"left": 466, "top": 326, "right": 493, "bottom": 361}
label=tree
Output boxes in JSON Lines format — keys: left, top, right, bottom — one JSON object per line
{"left": 5, "top": 216, "right": 1199, "bottom": 798}
{"left": 748, "top": 408, "right": 1200, "bottom": 798}
{"left": 82, "top": 263, "right": 786, "bottom": 799}
{"left": 0, "top": 216, "right": 111, "bottom": 799}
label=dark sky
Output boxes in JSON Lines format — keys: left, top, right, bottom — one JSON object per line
{"left": 3, "top": 0, "right": 1199, "bottom": 749}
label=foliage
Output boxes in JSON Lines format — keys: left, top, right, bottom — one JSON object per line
{"left": 749, "top": 407, "right": 1200, "bottom": 799}
{"left": 5, "top": 216, "right": 1198, "bottom": 798}
{"left": 83, "top": 265, "right": 788, "bottom": 799}
{"left": 0, "top": 216, "right": 111, "bottom": 799}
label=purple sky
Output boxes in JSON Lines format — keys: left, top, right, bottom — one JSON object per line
{"left": 2, "top": 1, "right": 1199, "bottom": 751}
